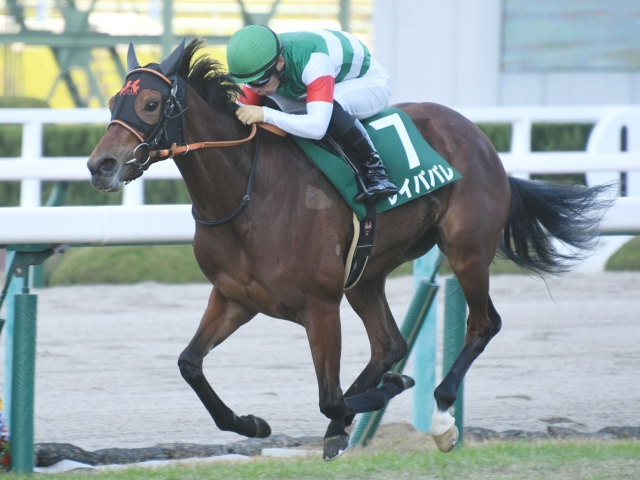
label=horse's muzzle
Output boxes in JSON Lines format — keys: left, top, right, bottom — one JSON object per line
{"left": 94, "top": 156, "right": 119, "bottom": 175}
{"left": 88, "top": 163, "right": 122, "bottom": 193}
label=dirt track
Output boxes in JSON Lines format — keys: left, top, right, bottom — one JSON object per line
{"left": 1, "top": 272, "right": 639, "bottom": 451}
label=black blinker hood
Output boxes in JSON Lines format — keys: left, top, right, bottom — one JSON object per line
{"left": 110, "top": 63, "right": 188, "bottom": 150}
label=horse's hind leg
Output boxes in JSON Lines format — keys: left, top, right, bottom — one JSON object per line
{"left": 431, "top": 241, "right": 503, "bottom": 452}
{"left": 177, "top": 287, "right": 270, "bottom": 438}
{"left": 323, "top": 275, "right": 410, "bottom": 460}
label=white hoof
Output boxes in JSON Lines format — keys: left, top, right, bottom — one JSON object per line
{"left": 433, "top": 424, "right": 459, "bottom": 453}
{"left": 431, "top": 406, "right": 458, "bottom": 452}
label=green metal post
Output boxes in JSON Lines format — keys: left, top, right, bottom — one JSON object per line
{"left": 0, "top": 245, "right": 53, "bottom": 460}
{"left": 31, "top": 264, "right": 45, "bottom": 289}
{"left": 412, "top": 247, "right": 440, "bottom": 432}
{"left": 443, "top": 277, "right": 467, "bottom": 444}
{"left": 31, "top": 181, "right": 68, "bottom": 289}
{"left": 10, "top": 292, "right": 37, "bottom": 473}
{"left": 3, "top": 251, "right": 22, "bottom": 432}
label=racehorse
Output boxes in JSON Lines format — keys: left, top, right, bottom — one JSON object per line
{"left": 88, "top": 40, "right": 610, "bottom": 460}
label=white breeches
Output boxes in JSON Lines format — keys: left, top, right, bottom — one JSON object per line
{"left": 333, "top": 57, "right": 392, "bottom": 120}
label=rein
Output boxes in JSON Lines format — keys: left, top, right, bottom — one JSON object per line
{"left": 127, "top": 122, "right": 258, "bottom": 171}
{"left": 122, "top": 121, "right": 261, "bottom": 226}
{"left": 191, "top": 127, "right": 260, "bottom": 226}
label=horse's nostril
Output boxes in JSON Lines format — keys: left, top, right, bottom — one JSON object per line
{"left": 97, "top": 157, "right": 118, "bottom": 174}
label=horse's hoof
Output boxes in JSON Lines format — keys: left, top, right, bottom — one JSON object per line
{"left": 323, "top": 434, "right": 350, "bottom": 461}
{"left": 433, "top": 425, "right": 459, "bottom": 453}
{"left": 382, "top": 372, "right": 416, "bottom": 391}
{"left": 242, "top": 414, "right": 271, "bottom": 438}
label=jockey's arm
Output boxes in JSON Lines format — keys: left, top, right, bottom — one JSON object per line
{"left": 262, "top": 75, "right": 334, "bottom": 140}
{"left": 243, "top": 54, "right": 336, "bottom": 140}
{"left": 238, "top": 85, "right": 262, "bottom": 106}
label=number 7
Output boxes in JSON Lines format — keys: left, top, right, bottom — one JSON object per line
{"left": 368, "top": 113, "right": 420, "bottom": 169}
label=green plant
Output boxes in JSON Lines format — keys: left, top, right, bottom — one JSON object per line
{"left": 476, "top": 123, "right": 511, "bottom": 152}
{"left": 605, "top": 237, "right": 640, "bottom": 271}
{"left": 0, "top": 96, "right": 49, "bottom": 108}
{"left": 46, "top": 245, "right": 207, "bottom": 286}
{"left": 531, "top": 123, "right": 593, "bottom": 152}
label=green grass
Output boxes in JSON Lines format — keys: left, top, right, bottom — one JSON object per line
{"left": 41, "top": 236, "right": 640, "bottom": 286}
{"left": 605, "top": 237, "right": 640, "bottom": 271}
{"left": 390, "top": 256, "right": 526, "bottom": 279}
{"left": 46, "top": 248, "right": 527, "bottom": 286}
{"left": 8, "top": 441, "right": 640, "bottom": 479}
{"left": 46, "top": 245, "right": 207, "bottom": 285}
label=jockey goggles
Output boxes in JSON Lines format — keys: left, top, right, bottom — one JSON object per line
{"left": 247, "top": 68, "right": 275, "bottom": 87}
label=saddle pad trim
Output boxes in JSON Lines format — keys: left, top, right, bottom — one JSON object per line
{"left": 345, "top": 256, "right": 369, "bottom": 291}
{"left": 343, "top": 201, "right": 376, "bottom": 290}
{"left": 343, "top": 212, "right": 360, "bottom": 288}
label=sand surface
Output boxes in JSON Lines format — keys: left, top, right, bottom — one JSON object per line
{"left": 1, "top": 272, "right": 639, "bottom": 451}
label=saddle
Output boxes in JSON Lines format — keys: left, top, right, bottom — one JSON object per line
{"left": 262, "top": 95, "right": 373, "bottom": 201}
{"left": 262, "top": 94, "right": 461, "bottom": 289}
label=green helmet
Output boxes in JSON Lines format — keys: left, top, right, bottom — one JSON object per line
{"left": 227, "top": 25, "right": 283, "bottom": 83}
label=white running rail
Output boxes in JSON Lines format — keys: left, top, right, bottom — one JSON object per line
{"left": 0, "top": 108, "right": 181, "bottom": 208}
{"left": 0, "top": 198, "right": 635, "bottom": 246}
{"left": 1, "top": 105, "right": 640, "bottom": 268}
{"left": 2, "top": 105, "right": 640, "bottom": 206}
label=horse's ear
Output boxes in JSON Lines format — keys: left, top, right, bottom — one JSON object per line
{"left": 160, "top": 39, "right": 186, "bottom": 78}
{"left": 127, "top": 43, "right": 141, "bottom": 72}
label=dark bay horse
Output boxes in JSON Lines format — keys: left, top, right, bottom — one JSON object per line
{"left": 88, "top": 40, "right": 610, "bottom": 460}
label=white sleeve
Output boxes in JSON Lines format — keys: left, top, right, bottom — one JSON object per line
{"left": 262, "top": 101, "right": 334, "bottom": 140}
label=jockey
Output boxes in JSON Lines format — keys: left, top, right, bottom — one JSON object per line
{"left": 226, "top": 25, "right": 398, "bottom": 203}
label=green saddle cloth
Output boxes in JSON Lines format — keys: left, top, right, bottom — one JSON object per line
{"left": 291, "top": 108, "right": 462, "bottom": 220}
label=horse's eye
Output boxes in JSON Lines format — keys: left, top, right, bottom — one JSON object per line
{"left": 144, "top": 101, "right": 159, "bottom": 112}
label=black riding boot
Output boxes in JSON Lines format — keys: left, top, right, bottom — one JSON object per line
{"left": 340, "top": 120, "right": 398, "bottom": 203}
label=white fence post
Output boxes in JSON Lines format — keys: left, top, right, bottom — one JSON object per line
{"left": 20, "top": 121, "right": 42, "bottom": 207}
{"left": 510, "top": 117, "right": 531, "bottom": 180}
{"left": 122, "top": 181, "right": 145, "bottom": 206}
{"left": 587, "top": 108, "right": 640, "bottom": 196}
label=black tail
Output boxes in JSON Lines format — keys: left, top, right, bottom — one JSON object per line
{"left": 497, "top": 177, "right": 614, "bottom": 275}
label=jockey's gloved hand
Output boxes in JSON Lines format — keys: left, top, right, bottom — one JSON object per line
{"left": 236, "top": 105, "right": 264, "bottom": 125}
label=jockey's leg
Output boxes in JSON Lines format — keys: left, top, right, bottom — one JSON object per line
{"left": 328, "top": 102, "right": 398, "bottom": 202}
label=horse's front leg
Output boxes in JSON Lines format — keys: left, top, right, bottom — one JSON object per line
{"left": 301, "top": 296, "right": 349, "bottom": 460}
{"left": 178, "top": 287, "right": 270, "bottom": 438}
{"left": 323, "top": 275, "right": 410, "bottom": 459}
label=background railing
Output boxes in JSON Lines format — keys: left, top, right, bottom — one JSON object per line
{"left": 2, "top": 105, "right": 639, "bottom": 208}
{"left": 457, "top": 105, "right": 640, "bottom": 195}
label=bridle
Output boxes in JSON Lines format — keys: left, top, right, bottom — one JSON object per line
{"left": 109, "top": 67, "right": 261, "bottom": 226}
{"left": 110, "top": 68, "right": 259, "bottom": 179}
